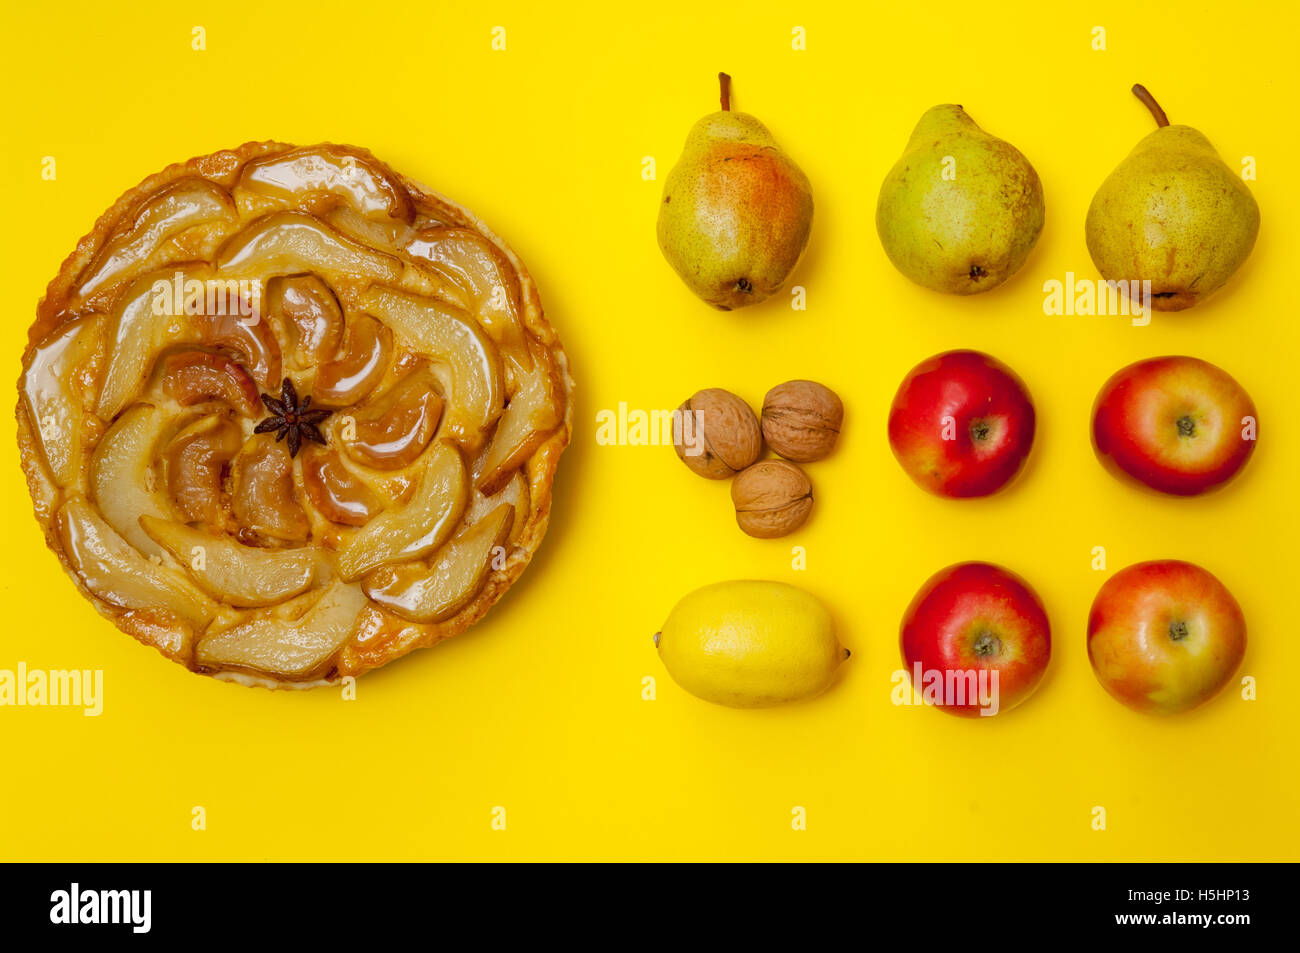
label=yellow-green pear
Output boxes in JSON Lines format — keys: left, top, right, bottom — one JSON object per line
{"left": 876, "top": 104, "right": 1044, "bottom": 294}
{"left": 1086, "top": 85, "right": 1259, "bottom": 312}
{"left": 657, "top": 73, "right": 813, "bottom": 310}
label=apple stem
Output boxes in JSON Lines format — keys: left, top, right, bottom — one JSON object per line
{"left": 719, "top": 72, "right": 732, "bottom": 111}
{"left": 1132, "top": 84, "right": 1170, "bottom": 128}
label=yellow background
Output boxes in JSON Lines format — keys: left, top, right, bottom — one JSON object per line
{"left": 2, "top": 1, "right": 1297, "bottom": 861}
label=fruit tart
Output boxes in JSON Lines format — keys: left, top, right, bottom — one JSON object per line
{"left": 17, "top": 143, "right": 573, "bottom": 688}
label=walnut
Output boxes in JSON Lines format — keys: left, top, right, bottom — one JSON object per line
{"left": 761, "top": 380, "right": 843, "bottom": 462}
{"left": 730, "top": 459, "right": 813, "bottom": 538}
{"left": 674, "top": 388, "right": 763, "bottom": 479}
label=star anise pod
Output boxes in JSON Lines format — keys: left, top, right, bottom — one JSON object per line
{"left": 254, "top": 377, "right": 332, "bottom": 458}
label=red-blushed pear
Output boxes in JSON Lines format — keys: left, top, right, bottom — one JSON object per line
{"left": 900, "top": 562, "right": 1051, "bottom": 717}
{"left": 888, "top": 350, "right": 1036, "bottom": 498}
{"left": 1092, "top": 356, "right": 1257, "bottom": 496}
{"left": 1088, "top": 560, "right": 1246, "bottom": 715}
{"left": 657, "top": 73, "right": 813, "bottom": 310}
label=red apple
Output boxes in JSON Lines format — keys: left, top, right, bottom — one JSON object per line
{"left": 888, "top": 350, "right": 1036, "bottom": 497}
{"left": 900, "top": 562, "right": 1051, "bottom": 717}
{"left": 1088, "top": 560, "right": 1246, "bottom": 715}
{"left": 1092, "top": 356, "right": 1257, "bottom": 496}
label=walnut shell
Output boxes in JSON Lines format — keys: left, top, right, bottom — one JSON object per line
{"left": 674, "top": 388, "right": 763, "bottom": 479}
{"left": 730, "top": 459, "right": 813, "bottom": 538}
{"left": 761, "top": 380, "right": 843, "bottom": 462}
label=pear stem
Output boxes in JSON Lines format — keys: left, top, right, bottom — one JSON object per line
{"left": 719, "top": 72, "right": 732, "bottom": 111}
{"left": 1132, "top": 84, "right": 1170, "bottom": 128}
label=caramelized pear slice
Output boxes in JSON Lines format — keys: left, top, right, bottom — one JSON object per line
{"left": 231, "top": 439, "right": 310, "bottom": 542}
{"left": 57, "top": 497, "right": 215, "bottom": 629}
{"left": 22, "top": 314, "right": 105, "bottom": 487}
{"left": 363, "top": 504, "right": 514, "bottom": 623}
{"left": 164, "top": 415, "right": 242, "bottom": 528}
{"left": 467, "top": 469, "right": 530, "bottom": 547}
{"left": 342, "top": 370, "right": 444, "bottom": 470}
{"left": 312, "top": 313, "right": 392, "bottom": 406}
{"left": 301, "top": 447, "right": 381, "bottom": 526}
{"left": 405, "top": 227, "right": 530, "bottom": 366}
{"left": 97, "top": 268, "right": 204, "bottom": 420}
{"left": 267, "top": 274, "right": 344, "bottom": 369}
{"left": 161, "top": 350, "right": 260, "bottom": 416}
{"left": 335, "top": 441, "right": 468, "bottom": 581}
{"left": 476, "top": 344, "right": 564, "bottom": 494}
{"left": 216, "top": 211, "right": 403, "bottom": 285}
{"left": 90, "top": 404, "right": 177, "bottom": 558}
{"left": 324, "top": 205, "right": 414, "bottom": 254}
{"left": 195, "top": 580, "right": 367, "bottom": 677}
{"left": 191, "top": 307, "right": 281, "bottom": 390}
{"left": 140, "top": 515, "right": 322, "bottom": 607}
{"left": 237, "top": 147, "right": 414, "bottom": 222}
{"left": 359, "top": 286, "right": 503, "bottom": 449}
{"left": 76, "top": 178, "right": 237, "bottom": 300}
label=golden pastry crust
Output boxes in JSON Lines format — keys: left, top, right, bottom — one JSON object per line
{"left": 17, "top": 141, "right": 573, "bottom": 688}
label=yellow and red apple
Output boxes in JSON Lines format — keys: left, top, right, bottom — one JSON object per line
{"left": 1092, "top": 356, "right": 1257, "bottom": 496}
{"left": 1088, "top": 560, "right": 1246, "bottom": 715}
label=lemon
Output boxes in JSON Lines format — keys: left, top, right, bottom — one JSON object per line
{"left": 655, "top": 580, "right": 848, "bottom": 708}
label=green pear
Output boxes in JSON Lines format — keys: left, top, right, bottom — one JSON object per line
{"left": 657, "top": 73, "right": 813, "bottom": 310}
{"left": 1086, "top": 85, "right": 1259, "bottom": 312}
{"left": 876, "top": 105, "right": 1044, "bottom": 295}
